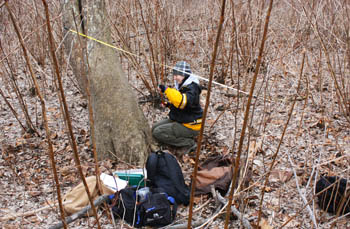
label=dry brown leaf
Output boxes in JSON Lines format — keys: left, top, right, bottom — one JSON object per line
{"left": 206, "top": 119, "right": 215, "bottom": 126}
{"left": 29, "top": 191, "right": 42, "bottom": 197}
{"left": 47, "top": 107, "right": 56, "bottom": 112}
{"left": 60, "top": 166, "right": 73, "bottom": 176}
{"left": 2, "top": 224, "right": 19, "bottom": 229}
{"left": 15, "top": 138, "right": 26, "bottom": 147}
{"left": 23, "top": 132, "right": 32, "bottom": 139}
{"left": 269, "top": 169, "right": 293, "bottom": 183}
{"left": 248, "top": 139, "right": 263, "bottom": 159}
{"left": 222, "top": 146, "right": 229, "bottom": 156}
{"left": 193, "top": 196, "right": 202, "bottom": 204}
{"left": 248, "top": 141, "right": 257, "bottom": 161}
{"left": 189, "top": 158, "right": 196, "bottom": 165}
{"left": 50, "top": 132, "right": 58, "bottom": 139}
{"left": 182, "top": 154, "right": 191, "bottom": 163}
{"left": 324, "top": 138, "right": 333, "bottom": 146}
{"left": 271, "top": 119, "right": 284, "bottom": 125}
{"left": 259, "top": 218, "right": 273, "bottom": 229}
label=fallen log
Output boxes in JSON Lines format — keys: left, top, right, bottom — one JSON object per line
{"left": 49, "top": 194, "right": 110, "bottom": 229}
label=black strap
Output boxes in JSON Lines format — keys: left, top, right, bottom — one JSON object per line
{"left": 171, "top": 201, "right": 178, "bottom": 221}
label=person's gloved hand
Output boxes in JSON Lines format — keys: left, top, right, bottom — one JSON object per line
{"left": 158, "top": 85, "right": 167, "bottom": 93}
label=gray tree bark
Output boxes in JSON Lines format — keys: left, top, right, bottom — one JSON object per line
{"left": 63, "top": 0, "right": 152, "bottom": 165}
{"left": 62, "top": 0, "right": 88, "bottom": 96}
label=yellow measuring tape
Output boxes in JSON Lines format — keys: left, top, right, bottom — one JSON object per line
{"left": 68, "top": 28, "right": 252, "bottom": 97}
{"left": 68, "top": 29, "right": 137, "bottom": 58}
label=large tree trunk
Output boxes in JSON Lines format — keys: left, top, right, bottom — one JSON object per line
{"left": 63, "top": 0, "right": 152, "bottom": 165}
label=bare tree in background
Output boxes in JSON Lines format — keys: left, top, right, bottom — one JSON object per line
{"left": 63, "top": 0, "right": 152, "bottom": 164}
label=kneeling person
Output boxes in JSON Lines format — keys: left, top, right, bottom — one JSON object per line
{"left": 152, "top": 61, "right": 203, "bottom": 155}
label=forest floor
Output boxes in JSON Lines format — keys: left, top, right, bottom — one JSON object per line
{"left": 1, "top": 59, "right": 350, "bottom": 229}
{"left": 1, "top": 1, "right": 350, "bottom": 228}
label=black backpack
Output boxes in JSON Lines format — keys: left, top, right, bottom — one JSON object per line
{"left": 110, "top": 186, "right": 177, "bottom": 228}
{"left": 139, "top": 191, "right": 177, "bottom": 227}
{"left": 316, "top": 176, "right": 350, "bottom": 215}
{"left": 111, "top": 187, "right": 141, "bottom": 227}
{"left": 146, "top": 151, "right": 190, "bottom": 206}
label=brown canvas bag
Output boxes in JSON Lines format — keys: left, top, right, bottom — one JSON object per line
{"left": 194, "top": 155, "right": 233, "bottom": 195}
{"left": 63, "top": 176, "right": 115, "bottom": 215}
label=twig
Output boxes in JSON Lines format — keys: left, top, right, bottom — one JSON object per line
{"left": 301, "top": 4, "right": 350, "bottom": 124}
{"left": 0, "top": 88, "right": 27, "bottom": 132}
{"left": 208, "top": 107, "right": 227, "bottom": 132}
{"left": 216, "top": 191, "right": 252, "bottom": 229}
{"left": 5, "top": 1, "right": 66, "bottom": 227}
{"left": 325, "top": 212, "right": 350, "bottom": 227}
{"left": 159, "top": 198, "right": 211, "bottom": 229}
{"left": 164, "top": 219, "right": 206, "bottom": 229}
{"left": 226, "top": 1, "right": 274, "bottom": 228}
{"left": 192, "top": 185, "right": 251, "bottom": 229}
{"left": 108, "top": 150, "right": 139, "bottom": 168}
{"left": 195, "top": 186, "right": 228, "bottom": 229}
{"left": 211, "top": 185, "right": 219, "bottom": 205}
{"left": 42, "top": 0, "right": 100, "bottom": 228}
{"left": 188, "top": 0, "right": 227, "bottom": 227}
{"left": 71, "top": 6, "right": 103, "bottom": 200}
{"left": 136, "top": 0, "right": 158, "bottom": 90}
{"left": 287, "top": 154, "right": 317, "bottom": 227}
{"left": 257, "top": 51, "right": 304, "bottom": 224}
{"left": 173, "top": 198, "right": 211, "bottom": 221}
{"left": 195, "top": 203, "right": 227, "bottom": 229}
{"left": 49, "top": 195, "right": 110, "bottom": 229}
{"left": 0, "top": 41, "right": 35, "bottom": 133}
{"left": 70, "top": 27, "right": 261, "bottom": 101}
{"left": 116, "top": 26, "right": 218, "bottom": 40}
